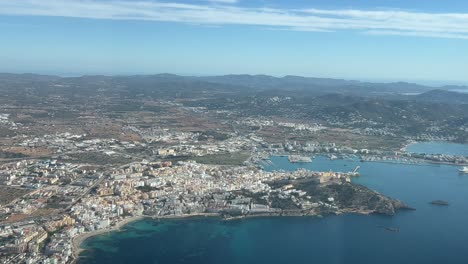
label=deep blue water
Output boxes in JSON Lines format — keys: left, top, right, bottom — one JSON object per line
{"left": 406, "top": 142, "right": 468, "bottom": 156}
{"left": 79, "top": 155, "right": 468, "bottom": 264}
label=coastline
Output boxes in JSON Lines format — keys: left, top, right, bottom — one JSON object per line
{"left": 267, "top": 150, "right": 468, "bottom": 167}
{"left": 71, "top": 215, "right": 147, "bottom": 263}
{"left": 70, "top": 213, "right": 220, "bottom": 263}
{"left": 69, "top": 212, "right": 317, "bottom": 262}
{"left": 70, "top": 198, "right": 415, "bottom": 264}
{"left": 400, "top": 140, "right": 415, "bottom": 152}
{"left": 70, "top": 208, "right": 379, "bottom": 262}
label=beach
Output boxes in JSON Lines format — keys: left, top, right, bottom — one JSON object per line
{"left": 71, "top": 215, "right": 147, "bottom": 263}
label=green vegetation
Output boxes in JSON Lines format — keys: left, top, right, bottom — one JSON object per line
{"left": 0, "top": 151, "right": 28, "bottom": 159}
{"left": 142, "top": 105, "right": 166, "bottom": 113}
{"left": 0, "top": 127, "right": 17, "bottom": 138}
{"left": 269, "top": 194, "right": 301, "bottom": 210}
{"left": 197, "top": 130, "right": 230, "bottom": 141}
{"left": 107, "top": 101, "right": 143, "bottom": 112}
{"left": 42, "top": 227, "right": 65, "bottom": 252}
{"left": 164, "top": 152, "right": 250, "bottom": 166}
{"left": 136, "top": 186, "right": 159, "bottom": 192}
{"left": 67, "top": 152, "right": 133, "bottom": 165}
{"left": 0, "top": 186, "right": 30, "bottom": 206}
{"left": 52, "top": 111, "right": 79, "bottom": 119}
{"left": 192, "top": 152, "right": 250, "bottom": 166}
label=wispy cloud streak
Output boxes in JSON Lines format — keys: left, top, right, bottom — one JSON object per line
{"left": 1, "top": 0, "right": 468, "bottom": 39}
{"left": 202, "top": 0, "right": 239, "bottom": 3}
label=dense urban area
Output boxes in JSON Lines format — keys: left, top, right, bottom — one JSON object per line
{"left": 0, "top": 73, "right": 467, "bottom": 263}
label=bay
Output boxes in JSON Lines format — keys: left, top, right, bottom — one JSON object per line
{"left": 79, "top": 153, "right": 468, "bottom": 264}
{"left": 406, "top": 141, "right": 468, "bottom": 156}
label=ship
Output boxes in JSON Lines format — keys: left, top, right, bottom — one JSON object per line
{"left": 459, "top": 166, "right": 468, "bottom": 173}
{"left": 288, "top": 155, "right": 312, "bottom": 163}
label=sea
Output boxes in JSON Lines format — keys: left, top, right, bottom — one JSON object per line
{"left": 405, "top": 141, "right": 468, "bottom": 156}
{"left": 79, "top": 142, "right": 468, "bottom": 264}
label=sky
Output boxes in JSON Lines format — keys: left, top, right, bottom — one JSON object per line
{"left": 0, "top": 0, "right": 468, "bottom": 84}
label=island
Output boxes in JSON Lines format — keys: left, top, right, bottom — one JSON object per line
{"left": 430, "top": 200, "right": 449, "bottom": 206}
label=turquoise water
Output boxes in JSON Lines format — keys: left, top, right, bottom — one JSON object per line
{"left": 79, "top": 156, "right": 468, "bottom": 264}
{"left": 406, "top": 142, "right": 468, "bottom": 156}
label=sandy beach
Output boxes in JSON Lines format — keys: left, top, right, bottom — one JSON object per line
{"left": 71, "top": 215, "right": 147, "bottom": 263}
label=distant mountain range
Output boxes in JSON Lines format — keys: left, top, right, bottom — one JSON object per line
{"left": 414, "top": 89, "right": 468, "bottom": 104}
{"left": 197, "top": 74, "right": 437, "bottom": 94}
{"left": 0, "top": 72, "right": 467, "bottom": 102}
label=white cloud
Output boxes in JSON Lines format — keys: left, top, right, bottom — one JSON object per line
{"left": 1, "top": 0, "right": 468, "bottom": 39}
{"left": 365, "top": 30, "right": 468, "bottom": 40}
{"left": 201, "top": 0, "right": 238, "bottom": 3}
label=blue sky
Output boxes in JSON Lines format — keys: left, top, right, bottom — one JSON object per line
{"left": 0, "top": 0, "right": 468, "bottom": 84}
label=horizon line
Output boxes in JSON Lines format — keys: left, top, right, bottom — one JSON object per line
{"left": 1, "top": 71, "right": 468, "bottom": 88}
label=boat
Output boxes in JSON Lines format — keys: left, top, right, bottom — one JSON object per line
{"left": 378, "top": 225, "right": 400, "bottom": 232}
{"left": 459, "top": 167, "right": 468, "bottom": 173}
{"left": 384, "top": 227, "right": 400, "bottom": 233}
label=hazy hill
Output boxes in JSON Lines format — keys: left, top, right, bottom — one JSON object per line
{"left": 198, "top": 74, "right": 442, "bottom": 95}
{"left": 0, "top": 73, "right": 467, "bottom": 99}
{"left": 415, "top": 89, "right": 468, "bottom": 104}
